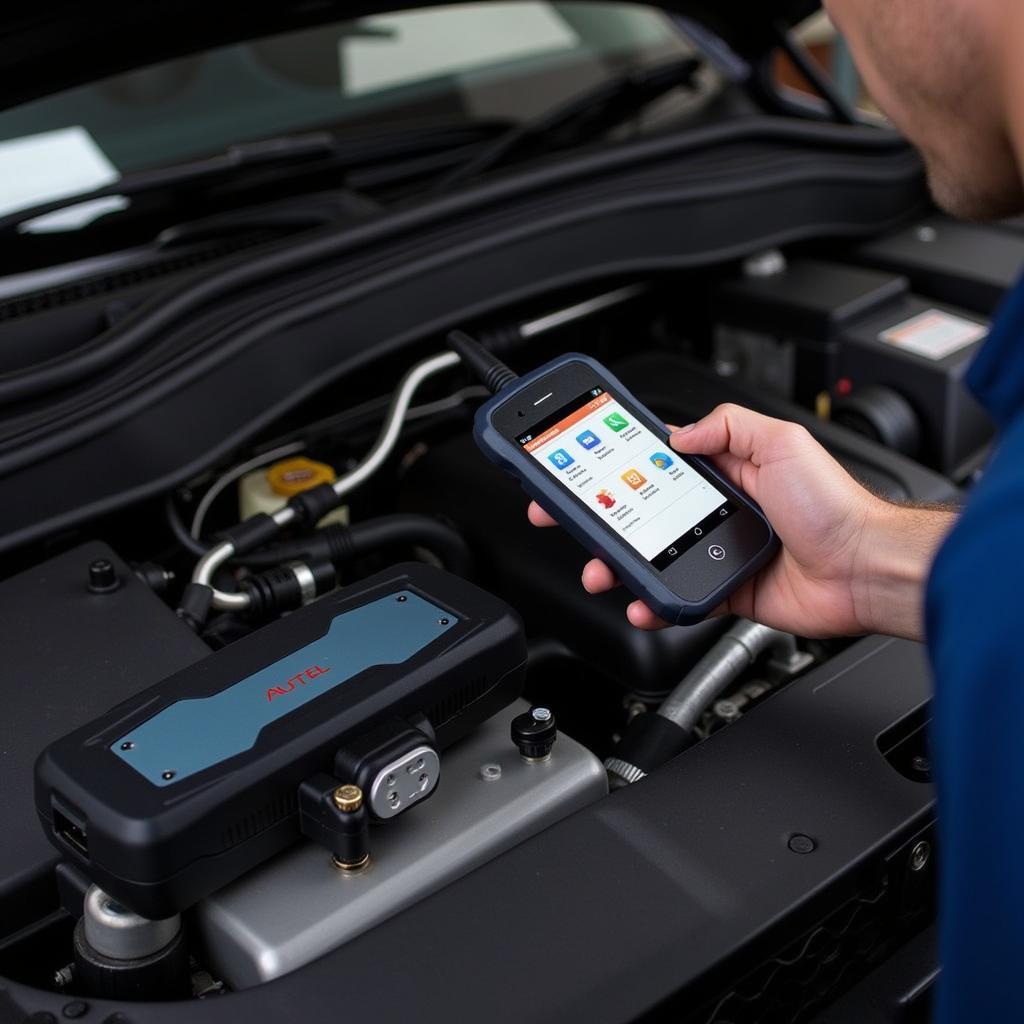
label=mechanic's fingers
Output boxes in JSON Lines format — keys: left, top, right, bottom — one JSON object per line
{"left": 670, "top": 404, "right": 811, "bottom": 466}
{"left": 707, "top": 450, "right": 748, "bottom": 492}
{"left": 581, "top": 558, "right": 618, "bottom": 593}
{"left": 626, "top": 600, "right": 670, "bottom": 630}
{"left": 527, "top": 501, "right": 558, "bottom": 527}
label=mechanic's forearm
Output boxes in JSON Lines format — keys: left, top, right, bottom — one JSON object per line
{"left": 853, "top": 501, "right": 959, "bottom": 642}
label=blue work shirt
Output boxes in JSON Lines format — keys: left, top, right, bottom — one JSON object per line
{"left": 927, "top": 275, "right": 1024, "bottom": 1021}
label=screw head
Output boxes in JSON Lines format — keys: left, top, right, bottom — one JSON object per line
{"left": 910, "top": 840, "right": 931, "bottom": 872}
{"left": 438, "top": 617, "right": 450, "bottom": 626}
{"left": 396, "top": 595, "right": 407, "bottom": 602}
{"left": 911, "top": 755, "right": 930, "bottom": 774}
{"left": 788, "top": 833, "right": 817, "bottom": 855}
{"left": 161, "top": 770, "right": 176, "bottom": 781}
{"left": 120, "top": 741, "right": 134, "bottom": 751}
{"left": 333, "top": 784, "right": 363, "bottom": 813}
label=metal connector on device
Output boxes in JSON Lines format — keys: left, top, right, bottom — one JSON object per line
{"left": 331, "top": 786, "right": 370, "bottom": 871}
{"left": 334, "top": 717, "right": 441, "bottom": 823}
{"left": 368, "top": 746, "right": 440, "bottom": 820}
{"left": 299, "top": 776, "right": 370, "bottom": 870}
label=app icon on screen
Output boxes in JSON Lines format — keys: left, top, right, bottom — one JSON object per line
{"left": 621, "top": 468, "right": 647, "bottom": 490}
{"left": 548, "top": 449, "right": 575, "bottom": 470}
{"left": 595, "top": 489, "right": 616, "bottom": 509}
{"left": 650, "top": 452, "right": 674, "bottom": 470}
{"left": 603, "top": 411, "right": 629, "bottom": 433}
{"left": 576, "top": 430, "right": 601, "bottom": 450}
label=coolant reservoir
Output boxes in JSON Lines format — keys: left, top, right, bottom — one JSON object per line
{"left": 239, "top": 457, "right": 348, "bottom": 526}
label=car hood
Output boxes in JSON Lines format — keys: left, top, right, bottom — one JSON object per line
{"left": 3, "top": 0, "right": 819, "bottom": 110}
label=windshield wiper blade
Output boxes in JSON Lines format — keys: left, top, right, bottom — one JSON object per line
{"left": 0, "top": 121, "right": 512, "bottom": 237}
{"left": 430, "top": 56, "right": 703, "bottom": 193}
{"left": 0, "top": 133, "right": 341, "bottom": 236}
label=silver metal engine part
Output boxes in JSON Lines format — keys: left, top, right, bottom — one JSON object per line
{"left": 196, "top": 700, "right": 607, "bottom": 988}
{"left": 83, "top": 885, "right": 181, "bottom": 960}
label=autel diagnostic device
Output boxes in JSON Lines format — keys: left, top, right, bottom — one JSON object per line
{"left": 35, "top": 564, "right": 526, "bottom": 917}
{"left": 463, "top": 346, "right": 779, "bottom": 625}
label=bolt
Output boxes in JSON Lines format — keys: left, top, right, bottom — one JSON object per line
{"left": 532, "top": 707, "right": 552, "bottom": 723}
{"left": 479, "top": 763, "right": 502, "bottom": 781}
{"left": 626, "top": 701, "right": 647, "bottom": 721}
{"left": 87, "top": 558, "right": 119, "bottom": 594}
{"left": 910, "top": 840, "right": 931, "bottom": 872}
{"left": 911, "top": 755, "right": 930, "bottom": 774}
{"left": 788, "top": 834, "right": 817, "bottom": 855}
{"left": 62, "top": 1003, "right": 89, "bottom": 1020}
{"left": 333, "top": 784, "right": 363, "bottom": 813}
{"left": 714, "top": 699, "right": 741, "bottom": 721}
{"left": 161, "top": 770, "right": 175, "bottom": 781}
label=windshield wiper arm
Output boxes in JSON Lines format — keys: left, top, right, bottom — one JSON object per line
{"left": 429, "top": 55, "right": 703, "bottom": 193}
{"left": 0, "top": 121, "right": 513, "bottom": 237}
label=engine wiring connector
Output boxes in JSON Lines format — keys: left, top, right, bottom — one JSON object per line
{"left": 447, "top": 329, "right": 519, "bottom": 395}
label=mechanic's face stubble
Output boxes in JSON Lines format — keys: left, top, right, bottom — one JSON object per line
{"left": 824, "top": 0, "right": 1024, "bottom": 220}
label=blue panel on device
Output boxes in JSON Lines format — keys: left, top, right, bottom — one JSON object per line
{"left": 113, "top": 591, "right": 456, "bottom": 786}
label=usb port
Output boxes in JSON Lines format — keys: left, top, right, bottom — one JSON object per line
{"left": 52, "top": 802, "right": 89, "bottom": 858}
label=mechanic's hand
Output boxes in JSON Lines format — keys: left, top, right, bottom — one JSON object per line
{"left": 528, "top": 404, "right": 953, "bottom": 640}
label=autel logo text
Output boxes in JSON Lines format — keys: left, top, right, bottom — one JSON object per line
{"left": 266, "top": 665, "right": 331, "bottom": 702}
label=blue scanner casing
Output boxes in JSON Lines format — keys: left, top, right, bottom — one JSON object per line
{"left": 472, "top": 353, "right": 779, "bottom": 626}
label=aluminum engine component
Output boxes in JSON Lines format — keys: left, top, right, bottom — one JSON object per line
{"left": 196, "top": 700, "right": 607, "bottom": 988}
{"left": 82, "top": 886, "right": 181, "bottom": 960}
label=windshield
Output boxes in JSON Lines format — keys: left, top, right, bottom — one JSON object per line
{"left": 0, "top": 2, "right": 696, "bottom": 225}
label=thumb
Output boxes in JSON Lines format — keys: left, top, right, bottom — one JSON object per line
{"left": 670, "top": 403, "right": 802, "bottom": 465}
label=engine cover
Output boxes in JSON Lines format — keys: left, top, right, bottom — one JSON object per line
{"left": 0, "top": 542, "right": 210, "bottom": 941}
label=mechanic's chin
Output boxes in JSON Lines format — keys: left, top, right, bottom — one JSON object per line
{"left": 923, "top": 147, "right": 1024, "bottom": 222}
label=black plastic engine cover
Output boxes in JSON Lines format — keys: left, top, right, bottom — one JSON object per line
{"left": 0, "top": 543, "right": 209, "bottom": 941}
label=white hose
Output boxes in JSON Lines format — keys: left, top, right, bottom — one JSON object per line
{"left": 192, "top": 351, "right": 460, "bottom": 612}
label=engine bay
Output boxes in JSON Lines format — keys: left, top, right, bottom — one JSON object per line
{"left": 2, "top": 208, "right": 1021, "bottom": 1022}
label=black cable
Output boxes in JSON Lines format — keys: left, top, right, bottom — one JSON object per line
{"left": 447, "top": 330, "right": 518, "bottom": 395}
{"left": 164, "top": 494, "right": 209, "bottom": 558}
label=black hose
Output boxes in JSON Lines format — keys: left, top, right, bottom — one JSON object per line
{"left": 349, "top": 514, "right": 473, "bottom": 578}
{"left": 244, "top": 515, "right": 474, "bottom": 579}
{"left": 166, "top": 500, "right": 473, "bottom": 579}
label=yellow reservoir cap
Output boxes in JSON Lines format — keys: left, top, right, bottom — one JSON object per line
{"left": 265, "top": 457, "right": 337, "bottom": 498}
